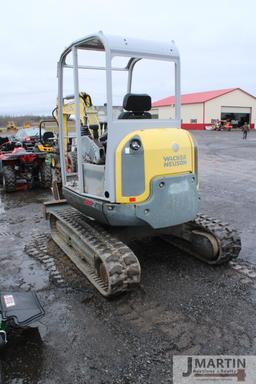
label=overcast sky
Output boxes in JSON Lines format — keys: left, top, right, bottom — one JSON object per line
{"left": 1, "top": 0, "right": 255, "bottom": 115}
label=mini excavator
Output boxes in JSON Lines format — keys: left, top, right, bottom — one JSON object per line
{"left": 45, "top": 32, "right": 241, "bottom": 297}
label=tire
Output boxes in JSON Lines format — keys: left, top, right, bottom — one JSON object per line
{"left": 40, "top": 163, "right": 52, "bottom": 189}
{"left": 2, "top": 166, "right": 16, "bottom": 192}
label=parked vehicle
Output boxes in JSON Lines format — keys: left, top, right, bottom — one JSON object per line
{"left": 15, "top": 127, "right": 45, "bottom": 150}
{"left": 0, "top": 143, "right": 52, "bottom": 192}
{"left": 224, "top": 120, "right": 232, "bottom": 131}
{"left": 35, "top": 119, "right": 56, "bottom": 153}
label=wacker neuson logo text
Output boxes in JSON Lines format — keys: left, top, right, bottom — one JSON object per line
{"left": 163, "top": 154, "right": 187, "bottom": 167}
{"left": 173, "top": 356, "right": 256, "bottom": 383}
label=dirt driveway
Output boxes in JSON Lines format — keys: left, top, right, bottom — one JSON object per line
{"left": 0, "top": 130, "right": 256, "bottom": 384}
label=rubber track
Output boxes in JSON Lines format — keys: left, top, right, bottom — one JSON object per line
{"left": 49, "top": 206, "right": 141, "bottom": 297}
{"left": 165, "top": 214, "right": 241, "bottom": 265}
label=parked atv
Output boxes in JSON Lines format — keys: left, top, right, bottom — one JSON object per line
{"left": 0, "top": 143, "right": 52, "bottom": 192}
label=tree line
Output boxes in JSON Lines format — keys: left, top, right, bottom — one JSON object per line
{"left": 0, "top": 115, "right": 52, "bottom": 127}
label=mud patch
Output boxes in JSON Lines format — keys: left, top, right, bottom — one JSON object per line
{"left": 25, "top": 234, "right": 93, "bottom": 291}
{"left": 0, "top": 328, "right": 44, "bottom": 384}
{"left": 25, "top": 234, "right": 67, "bottom": 288}
{"left": 47, "top": 237, "right": 94, "bottom": 291}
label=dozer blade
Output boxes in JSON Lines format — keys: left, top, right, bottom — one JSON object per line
{"left": 47, "top": 204, "right": 141, "bottom": 297}
{"left": 161, "top": 214, "right": 241, "bottom": 265}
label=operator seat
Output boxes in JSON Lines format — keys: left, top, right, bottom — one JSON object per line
{"left": 42, "top": 131, "right": 54, "bottom": 144}
{"left": 118, "top": 93, "right": 152, "bottom": 119}
{"left": 99, "top": 93, "right": 152, "bottom": 149}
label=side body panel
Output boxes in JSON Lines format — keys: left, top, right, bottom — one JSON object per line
{"left": 115, "top": 128, "right": 195, "bottom": 203}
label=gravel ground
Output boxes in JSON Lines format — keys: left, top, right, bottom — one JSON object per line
{"left": 0, "top": 130, "right": 256, "bottom": 384}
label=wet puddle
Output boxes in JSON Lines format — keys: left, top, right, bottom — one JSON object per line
{"left": 0, "top": 195, "right": 4, "bottom": 215}
{"left": 0, "top": 190, "right": 6, "bottom": 219}
{"left": 0, "top": 327, "right": 44, "bottom": 384}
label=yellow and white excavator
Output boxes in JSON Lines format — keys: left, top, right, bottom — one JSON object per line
{"left": 45, "top": 32, "right": 241, "bottom": 297}
{"left": 48, "top": 93, "right": 107, "bottom": 197}
{"left": 53, "top": 92, "right": 106, "bottom": 170}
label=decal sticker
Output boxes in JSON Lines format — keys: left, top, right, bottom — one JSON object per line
{"left": 3, "top": 295, "right": 15, "bottom": 308}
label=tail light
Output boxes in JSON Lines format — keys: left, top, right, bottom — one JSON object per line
{"left": 20, "top": 154, "right": 37, "bottom": 163}
{"left": 193, "top": 139, "right": 199, "bottom": 188}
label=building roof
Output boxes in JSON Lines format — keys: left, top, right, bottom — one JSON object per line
{"left": 152, "top": 88, "right": 239, "bottom": 107}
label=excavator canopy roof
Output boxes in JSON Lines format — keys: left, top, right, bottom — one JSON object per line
{"left": 59, "top": 31, "right": 179, "bottom": 66}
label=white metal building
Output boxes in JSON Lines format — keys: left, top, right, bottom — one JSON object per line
{"left": 152, "top": 88, "right": 256, "bottom": 129}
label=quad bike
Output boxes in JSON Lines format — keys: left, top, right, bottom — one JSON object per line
{"left": 0, "top": 144, "right": 52, "bottom": 192}
{"left": 44, "top": 32, "right": 241, "bottom": 297}
{"left": 0, "top": 291, "right": 44, "bottom": 348}
{"left": 224, "top": 121, "right": 232, "bottom": 131}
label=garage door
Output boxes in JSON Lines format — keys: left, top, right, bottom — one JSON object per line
{"left": 221, "top": 106, "right": 251, "bottom": 127}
